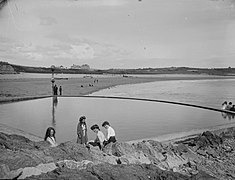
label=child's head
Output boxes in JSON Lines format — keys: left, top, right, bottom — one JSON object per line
{"left": 229, "top": 102, "right": 233, "bottom": 105}
{"left": 102, "top": 121, "right": 110, "bottom": 129}
{"left": 79, "top": 116, "right": 86, "bottom": 124}
{"left": 222, "top": 101, "right": 227, "bottom": 105}
{"left": 91, "top": 124, "right": 100, "bottom": 133}
{"left": 44, "top": 127, "right": 56, "bottom": 141}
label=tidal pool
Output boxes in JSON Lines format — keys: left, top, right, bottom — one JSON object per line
{"left": 0, "top": 97, "right": 234, "bottom": 143}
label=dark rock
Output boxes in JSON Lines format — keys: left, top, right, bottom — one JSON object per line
{"left": 112, "top": 142, "right": 136, "bottom": 157}
{"left": 46, "top": 142, "right": 93, "bottom": 162}
{"left": 27, "top": 163, "right": 209, "bottom": 180}
{"left": 201, "top": 131, "right": 223, "bottom": 146}
{"left": 0, "top": 164, "right": 10, "bottom": 177}
{"left": 0, "top": 131, "right": 230, "bottom": 179}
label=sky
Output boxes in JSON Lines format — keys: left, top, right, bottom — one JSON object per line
{"left": 0, "top": 0, "right": 235, "bottom": 69}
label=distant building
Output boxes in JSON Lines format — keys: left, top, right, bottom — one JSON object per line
{"left": 70, "top": 64, "right": 90, "bottom": 70}
{"left": 56, "top": 65, "right": 65, "bottom": 69}
{"left": 70, "top": 64, "right": 81, "bottom": 69}
{"left": 80, "top": 64, "right": 90, "bottom": 70}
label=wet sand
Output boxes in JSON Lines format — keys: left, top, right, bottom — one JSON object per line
{"left": 1, "top": 74, "right": 235, "bottom": 103}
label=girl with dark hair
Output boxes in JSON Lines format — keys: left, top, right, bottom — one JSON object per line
{"left": 77, "top": 116, "right": 88, "bottom": 145}
{"left": 44, "top": 127, "right": 58, "bottom": 147}
{"left": 88, "top": 124, "right": 106, "bottom": 150}
{"left": 102, "top": 121, "right": 116, "bottom": 146}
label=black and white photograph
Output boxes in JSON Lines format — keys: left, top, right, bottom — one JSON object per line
{"left": 1, "top": 0, "right": 235, "bottom": 179}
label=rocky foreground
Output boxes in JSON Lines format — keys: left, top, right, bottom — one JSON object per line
{"left": 1, "top": 128, "right": 235, "bottom": 179}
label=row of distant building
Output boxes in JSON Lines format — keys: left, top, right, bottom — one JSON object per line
{"left": 55, "top": 64, "right": 91, "bottom": 70}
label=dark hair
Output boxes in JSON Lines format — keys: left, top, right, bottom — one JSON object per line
{"left": 222, "top": 101, "right": 227, "bottom": 105}
{"left": 102, "top": 121, "right": 110, "bottom": 127}
{"left": 91, "top": 124, "right": 100, "bottom": 131}
{"left": 79, "top": 116, "right": 86, "bottom": 123}
{"left": 229, "top": 102, "right": 233, "bottom": 105}
{"left": 44, "top": 127, "right": 56, "bottom": 141}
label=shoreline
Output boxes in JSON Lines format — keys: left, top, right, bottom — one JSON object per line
{"left": 1, "top": 74, "right": 235, "bottom": 104}
{"left": 1, "top": 74, "right": 235, "bottom": 144}
{"left": 1, "top": 110, "right": 235, "bottom": 144}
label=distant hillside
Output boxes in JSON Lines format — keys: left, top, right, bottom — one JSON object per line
{"left": 0, "top": 62, "right": 18, "bottom": 74}
{"left": 1, "top": 61, "right": 235, "bottom": 76}
{"left": 0, "top": 62, "right": 100, "bottom": 74}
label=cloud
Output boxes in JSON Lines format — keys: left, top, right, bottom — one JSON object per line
{"left": 46, "top": 33, "right": 133, "bottom": 60}
{"left": 70, "top": 44, "right": 94, "bottom": 59}
{"left": 0, "top": 32, "right": 133, "bottom": 68}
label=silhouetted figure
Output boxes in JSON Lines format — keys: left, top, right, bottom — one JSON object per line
{"left": 54, "top": 85, "right": 58, "bottom": 95}
{"left": 230, "top": 105, "right": 235, "bottom": 112}
{"left": 59, "top": 86, "right": 62, "bottom": 95}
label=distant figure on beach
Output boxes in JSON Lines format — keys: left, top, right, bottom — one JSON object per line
{"left": 54, "top": 85, "right": 58, "bottom": 95}
{"left": 230, "top": 105, "right": 235, "bottom": 112}
{"left": 59, "top": 86, "right": 62, "bottom": 95}
{"left": 226, "top": 102, "right": 233, "bottom": 110}
{"left": 222, "top": 101, "right": 227, "bottom": 110}
{"left": 44, "top": 127, "right": 58, "bottom": 147}
{"left": 88, "top": 124, "right": 105, "bottom": 150}
{"left": 102, "top": 121, "right": 116, "bottom": 146}
{"left": 77, "top": 116, "right": 88, "bottom": 145}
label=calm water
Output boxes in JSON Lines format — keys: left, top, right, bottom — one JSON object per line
{"left": 92, "top": 79, "right": 235, "bottom": 109}
{"left": 0, "top": 96, "right": 234, "bottom": 143}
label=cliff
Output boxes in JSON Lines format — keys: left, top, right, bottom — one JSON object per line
{"left": 0, "top": 62, "right": 18, "bottom": 74}
{"left": 1, "top": 126, "right": 235, "bottom": 179}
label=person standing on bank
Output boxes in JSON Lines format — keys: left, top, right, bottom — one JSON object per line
{"left": 77, "top": 116, "right": 88, "bottom": 145}
{"left": 102, "top": 121, "right": 116, "bottom": 146}
{"left": 54, "top": 84, "right": 58, "bottom": 95}
{"left": 59, "top": 86, "right": 62, "bottom": 96}
{"left": 44, "top": 127, "right": 58, "bottom": 147}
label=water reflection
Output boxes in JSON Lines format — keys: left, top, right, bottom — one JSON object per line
{"left": 1, "top": 97, "right": 234, "bottom": 143}
{"left": 52, "top": 96, "right": 58, "bottom": 126}
{"left": 221, "top": 112, "right": 235, "bottom": 120}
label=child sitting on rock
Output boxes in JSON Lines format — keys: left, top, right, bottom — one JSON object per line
{"left": 88, "top": 124, "right": 106, "bottom": 150}
{"left": 102, "top": 121, "right": 116, "bottom": 146}
{"left": 44, "top": 127, "right": 58, "bottom": 147}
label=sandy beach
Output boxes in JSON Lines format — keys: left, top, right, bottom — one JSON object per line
{"left": 1, "top": 74, "right": 235, "bottom": 103}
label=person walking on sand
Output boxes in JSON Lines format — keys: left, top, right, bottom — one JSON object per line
{"left": 88, "top": 124, "right": 106, "bottom": 150}
{"left": 77, "top": 116, "right": 88, "bottom": 145}
{"left": 44, "top": 127, "right": 58, "bottom": 147}
{"left": 59, "top": 86, "right": 62, "bottom": 95}
{"left": 102, "top": 121, "right": 116, "bottom": 146}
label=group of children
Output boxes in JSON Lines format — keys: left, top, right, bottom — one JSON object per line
{"left": 222, "top": 101, "right": 235, "bottom": 111}
{"left": 44, "top": 116, "right": 116, "bottom": 150}
{"left": 77, "top": 116, "right": 116, "bottom": 150}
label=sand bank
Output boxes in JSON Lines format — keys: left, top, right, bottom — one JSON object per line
{"left": 1, "top": 74, "right": 235, "bottom": 103}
